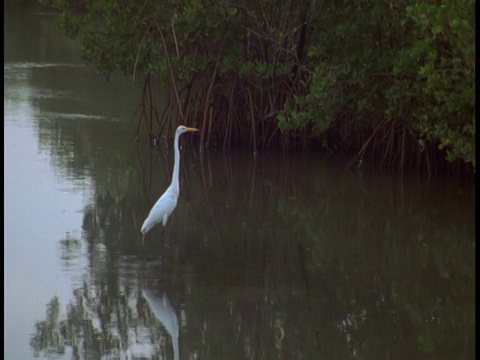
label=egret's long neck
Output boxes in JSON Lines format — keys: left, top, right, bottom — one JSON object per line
{"left": 170, "top": 132, "right": 181, "bottom": 194}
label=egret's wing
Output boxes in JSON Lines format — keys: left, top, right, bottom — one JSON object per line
{"left": 151, "top": 190, "right": 178, "bottom": 214}
{"left": 146, "top": 190, "right": 178, "bottom": 224}
{"left": 141, "top": 189, "right": 179, "bottom": 234}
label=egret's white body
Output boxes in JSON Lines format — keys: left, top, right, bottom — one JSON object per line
{"left": 141, "top": 125, "right": 198, "bottom": 237}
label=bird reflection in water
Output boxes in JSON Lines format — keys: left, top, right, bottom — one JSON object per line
{"left": 142, "top": 288, "right": 180, "bottom": 360}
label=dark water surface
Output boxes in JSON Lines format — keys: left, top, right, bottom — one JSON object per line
{"left": 4, "top": 10, "right": 475, "bottom": 360}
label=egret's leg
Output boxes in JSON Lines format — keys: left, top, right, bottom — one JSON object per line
{"left": 164, "top": 221, "right": 172, "bottom": 241}
{"left": 162, "top": 214, "right": 169, "bottom": 226}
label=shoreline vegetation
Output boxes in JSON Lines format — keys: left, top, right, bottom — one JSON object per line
{"left": 39, "top": 0, "right": 474, "bottom": 174}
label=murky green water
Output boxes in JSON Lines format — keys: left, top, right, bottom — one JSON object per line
{"left": 4, "top": 10, "right": 475, "bottom": 360}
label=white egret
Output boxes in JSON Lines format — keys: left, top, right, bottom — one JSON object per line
{"left": 141, "top": 125, "right": 199, "bottom": 238}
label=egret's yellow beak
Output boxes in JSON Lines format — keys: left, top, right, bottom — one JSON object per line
{"left": 185, "top": 127, "right": 199, "bottom": 132}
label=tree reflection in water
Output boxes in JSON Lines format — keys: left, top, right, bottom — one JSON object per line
{"left": 29, "top": 149, "right": 475, "bottom": 359}
{"left": 30, "top": 284, "right": 181, "bottom": 359}
{"left": 30, "top": 297, "right": 66, "bottom": 357}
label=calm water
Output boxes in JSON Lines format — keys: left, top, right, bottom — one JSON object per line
{"left": 4, "top": 10, "right": 475, "bottom": 360}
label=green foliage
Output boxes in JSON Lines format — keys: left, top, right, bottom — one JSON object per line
{"left": 280, "top": 1, "right": 401, "bottom": 129}
{"left": 43, "top": 0, "right": 475, "bottom": 171}
{"left": 402, "top": 1, "right": 475, "bottom": 168}
{"left": 278, "top": 68, "right": 341, "bottom": 133}
{"left": 278, "top": 0, "right": 474, "bottom": 169}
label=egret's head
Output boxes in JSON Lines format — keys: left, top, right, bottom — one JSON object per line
{"left": 177, "top": 125, "right": 199, "bottom": 135}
